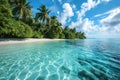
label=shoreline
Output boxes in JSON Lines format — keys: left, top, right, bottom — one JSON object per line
{"left": 0, "top": 38, "right": 65, "bottom": 45}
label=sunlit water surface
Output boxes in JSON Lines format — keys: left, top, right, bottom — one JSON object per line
{"left": 0, "top": 39, "right": 120, "bottom": 80}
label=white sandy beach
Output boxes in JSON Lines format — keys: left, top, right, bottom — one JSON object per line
{"left": 0, "top": 38, "right": 65, "bottom": 45}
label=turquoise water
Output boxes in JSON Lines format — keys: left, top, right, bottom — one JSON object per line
{"left": 0, "top": 39, "right": 120, "bottom": 80}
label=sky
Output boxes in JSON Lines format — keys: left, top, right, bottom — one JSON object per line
{"left": 28, "top": 0, "right": 120, "bottom": 38}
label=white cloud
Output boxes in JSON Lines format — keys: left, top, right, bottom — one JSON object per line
{"left": 70, "top": 18, "right": 99, "bottom": 33}
{"left": 77, "top": 18, "right": 120, "bottom": 38}
{"left": 72, "top": 4, "right": 76, "bottom": 9}
{"left": 69, "top": 0, "right": 120, "bottom": 38}
{"left": 84, "top": 7, "right": 120, "bottom": 38}
{"left": 102, "top": 0, "right": 110, "bottom": 2}
{"left": 81, "top": 19, "right": 99, "bottom": 33}
{"left": 52, "top": 0, "right": 54, "bottom": 2}
{"left": 70, "top": 0, "right": 105, "bottom": 28}
{"left": 100, "top": 7, "right": 120, "bottom": 27}
{"left": 59, "top": 3, "right": 74, "bottom": 25}
{"left": 77, "top": 0, "right": 101, "bottom": 20}
{"left": 58, "top": 0, "right": 62, "bottom": 4}
{"left": 77, "top": 0, "right": 110, "bottom": 20}
{"left": 57, "top": 11, "right": 60, "bottom": 15}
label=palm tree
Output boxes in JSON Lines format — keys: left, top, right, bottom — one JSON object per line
{"left": 35, "top": 5, "right": 51, "bottom": 35}
{"left": 50, "top": 16, "right": 58, "bottom": 26}
{"left": 55, "top": 22, "right": 62, "bottom": 35}
{"left": 47, "top": 16, "right": 62, "bottom": 38}
{"left": 64, "top": 26, "right": 70, "bottom": 32}
{"left": 35, "top": 5, "right": 50, "bottom": 24}
{"left": 9, "top": 0, "right": 19, "bottom": 5}
{"left": 12, "top": 0, "right": 32, "bottom": 22}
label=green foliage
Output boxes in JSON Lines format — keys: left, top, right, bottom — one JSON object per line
{"left": 45, "top": 16, "right": 63, "bottom": 39}
{"left": 0, "top": 0, "right": 8, "bottom": 5}
{"left": 0, "top": 16, "right": 33, "bottom": 38}
{"left": 0, "top": 0, "right": 86, "bottom": 39}
{"left": 63, "top": 26, "right": 75, "bottom": 39}
{"left": 35, "top": 4, "right": 50, "bottom": 24}
{"left": 12, "top": 0, "right": 32, "bottom": 22}
{"left": 32, "top": 31, "right": 43, "bottom": 38}
{"left": 0, "top": 0, "right": 13, "bottom": 17}
{"left": 63, "top": 26, "right": 86, "bottom": 39}
{"left": 76, "top": 32, "right": 86, "bottom": 39}
{"left": 64, "top": 31, "right": 75, "bottom": 39}
{"left": 59, "top": 33, "right": 65, "bottom": 39}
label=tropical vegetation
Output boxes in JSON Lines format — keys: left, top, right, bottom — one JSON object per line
{"left": 0, "top": 0, "right": 86, "bottom": 39}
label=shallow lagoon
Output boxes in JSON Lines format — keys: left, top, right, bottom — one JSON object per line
{"left": 0, "top": 39, "right": 120, "bottom": 80}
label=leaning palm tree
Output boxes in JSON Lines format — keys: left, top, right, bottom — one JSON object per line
{"left": 35, "top": 4, "right": 51, "bottom": 24}
{"left": 50, "top": 16, "right": 62, "bottom": 36}
{"left": 12, "top": 0, "right": 32, "bottom": 22}
{"left": 51, "top": 16, "right": 57, "bottom": 26}
{"left": 45, "top": 16, "right": 58, "bottom": 33}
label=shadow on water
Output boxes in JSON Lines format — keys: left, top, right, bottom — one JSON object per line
{"left": 78, "top": 70, "right": 94, "bottom": 80}
{"left": 77, "top": 59, "right": 109, "bottom": 80}
{"left": 65, "top": 39, "right": 120, "bottom": 80}
{"left": 0, "top": 39, "right": 120, "bottom": 80}
{"left": 65, "top": 39, "right": 84, "bottom": 46}
{"left": 60, "top": 66, "right": 70, "bottom": 74}
{"left": 77, "top": 57, "right": 120, "bottom": 80}
{"left": 36, "top": 76, "right": 45, "bottom": 80}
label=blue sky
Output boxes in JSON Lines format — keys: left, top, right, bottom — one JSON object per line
{"left": 28, "top": 0, "right": 120, "bottom": 38}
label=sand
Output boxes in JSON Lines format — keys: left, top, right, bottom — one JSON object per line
{"left": 0, "top": 38, "right": 65, "bottom": 45}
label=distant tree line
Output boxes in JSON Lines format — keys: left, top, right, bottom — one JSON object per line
{"left": 0, "top": 0, "right": 86, "bottom": 39}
